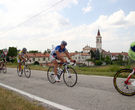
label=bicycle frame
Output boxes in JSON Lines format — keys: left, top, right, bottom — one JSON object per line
{"left": 57, "top": 62, "right": 75, "bottom": 78}
{"left": 124, "top": 68, "right": 135, "bottom": 85}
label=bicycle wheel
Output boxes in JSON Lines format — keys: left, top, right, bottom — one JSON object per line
{"left": 63, "top": 67, "right": 77, "bottom": 87}
{"left": 47, "top": 66, "right": 56, "bottom": 84}
{"left": 17, "top": 65, "right": 23, "bottom": 77}
{"left": 24, "top": 65, "right": 31, "bottom": 78}
{"left": 113, "top": 69, "right": 135, "bottom": 96}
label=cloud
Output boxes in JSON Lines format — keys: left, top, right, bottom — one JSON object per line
{"left": 82, "top": 0, "right": 92, "bottom": 14}
{"left": 0, "top": 0, "right": 135, "bottom": 53}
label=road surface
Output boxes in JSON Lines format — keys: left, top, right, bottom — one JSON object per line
{"left": 0, "top": 68, "right": 135, "bottom": 110}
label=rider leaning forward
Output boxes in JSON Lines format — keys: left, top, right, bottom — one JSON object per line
{"left": 50, "top": 41, "right": 76, "bottom": 82}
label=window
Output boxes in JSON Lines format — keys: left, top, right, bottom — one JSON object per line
{"left": 33, "top": 58, "right": 35, "bottom": 61}
{"left": 43, "top": 58, "right": 45, "bottom": 61}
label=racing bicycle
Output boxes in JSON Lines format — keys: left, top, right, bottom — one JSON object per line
{"left": 17, "top": 60, "right": 31, "bottom": 78}
{"left": 47, "top": 62, "right": 78, "bottom": 87}
{"left": 113, "top": 68, "right": 135, "bottom": 96}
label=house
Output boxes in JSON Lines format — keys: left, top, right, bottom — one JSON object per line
{"left": 26, "top": 52, "right": 92, "bottom": 66}
{"left": 27, "top": 53, "right": 50, "bottom": 65}
{"left": 111, "top": 52, "right": 129, "bottom": 61}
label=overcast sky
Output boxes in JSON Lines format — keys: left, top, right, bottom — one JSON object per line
{"left": 0, "top": 0, "right": 135, "bottom": 52}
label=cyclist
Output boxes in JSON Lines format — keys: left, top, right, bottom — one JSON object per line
{"left": 50, "top": 41, "right": 75, "bottom": 82}
{"left": 0, "top": 49, "right": 7, "bottom": 69}
{"left": 17, "top": 48, "right": 29, "bottom": 75}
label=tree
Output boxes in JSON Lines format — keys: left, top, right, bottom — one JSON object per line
{"left": 29, "top": 50, "right": 39, "bottom": 53}
{"left": 105, "top": 55, "right": 111, "bottom": 64}
{"left": 44, "top": 49, "right": 51, "bottom": 54}
{"left": 95, "top": 49, "right": 100, "bottom": 60}
{"left": 90, "top": 50, "right": 96, "bottom": 60}
{"left": 7, "top": 47, "right": 17, "bottom": 57}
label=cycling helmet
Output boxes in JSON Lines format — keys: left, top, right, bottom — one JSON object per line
{"left": 61, "top": 41, "right": 67, "bottom": 46}
{"left": 22, "top": 48, "right": 27, "bottom": 53}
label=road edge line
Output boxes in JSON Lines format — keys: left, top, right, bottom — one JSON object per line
{"left": 0, "top": 82, "right": 75, "bottom": 110}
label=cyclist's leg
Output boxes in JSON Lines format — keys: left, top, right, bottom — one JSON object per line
{"left": 59, "top": 57, "right": 65, "bottom": 68}
{"left": 52, "top": 60, "right": 58, "bottom": 75}
{"left": 50, "top": 55, "right": 61, "bottom": 81}
{"left": 17, "top": 58, "right": 21, "bottom": 72}
{"left": 50, "top": 55, "right": 58, "bottom": 75}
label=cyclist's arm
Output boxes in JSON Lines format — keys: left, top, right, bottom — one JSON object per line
{"left": 56, "top": 51, "right": 65, "bottom": 62}
{"left": 65, "top": 51, "right": 75, "bottom": 62}
{"left": 19, "top": 55, "right": 25, "bottom": 62}
{"left": 24, "top": 54, "right": 29, "bottom": 60}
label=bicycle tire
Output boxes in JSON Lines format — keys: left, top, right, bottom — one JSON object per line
{"left": 24, "top": 65, "right": 31, "bottom": 78}
{"left": 113, "top": 69, "right": 135, "bottom": 96}
{"left": 17, "top": 65, "right": 23, "bottom": 77}
{"left": 47, "top": 66, "right": 56, "bottom": 84}
{"left": 63, "top": 67, "right": 78, "bottom": 87}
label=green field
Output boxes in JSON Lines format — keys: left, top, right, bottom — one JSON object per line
{"left": 7, "top": 63, "right": 135, "bottom": 77}
{"left": 0, "top": 87, "right": 47, "bottom": 110}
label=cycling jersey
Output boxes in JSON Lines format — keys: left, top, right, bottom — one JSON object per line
{"left": 17, "top": 51, "right": 25, "bottom": 59}
{"left": 0, "top": 53, "right": 6, "bottom": 62}
{"left": 51, "top": 45, "right": 67, "bottom": 58}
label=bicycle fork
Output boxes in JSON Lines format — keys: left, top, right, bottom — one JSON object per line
{"left": 125, "top": 68, "right": 135, "bottom": 85}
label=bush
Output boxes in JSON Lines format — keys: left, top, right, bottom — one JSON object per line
{"left": 95, "top": 60, "right": 102, "bottom": 66}
{"left": 34, "top": 61, "right": 39, "bottom": 65}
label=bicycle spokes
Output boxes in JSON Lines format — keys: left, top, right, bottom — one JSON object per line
{"left": 113, "top": 69, "right": 135, "bottom": 96}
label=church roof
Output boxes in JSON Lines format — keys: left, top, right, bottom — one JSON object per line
{"left": 96, "top": 29, "right": 101, "bottom": 38}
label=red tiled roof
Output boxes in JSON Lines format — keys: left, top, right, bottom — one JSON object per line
{"left": 111, "top": 52, "right": 128, "bottom": 56}
{"left": 27, "top": 53, "right": 50, "bottom": 57}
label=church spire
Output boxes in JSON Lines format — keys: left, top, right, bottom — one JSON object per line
{"left": 97, "top": 29, "right": 101, "bottom": 36}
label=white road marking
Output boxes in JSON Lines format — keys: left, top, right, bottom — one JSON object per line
{"left": 0, "top": 82, "right": 75, "bottom": 110}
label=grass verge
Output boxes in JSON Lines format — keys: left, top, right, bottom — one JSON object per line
{"left": 0, "top": 87, "right": 47, "bottom": 110}
{"left": 7, "top": 63, "right": 134, "bottom": 77}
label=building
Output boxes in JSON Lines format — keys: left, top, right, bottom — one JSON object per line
{"left": 82, "top": 29, "right": 128, "bottom": 61}
{"left": 96, "top": 29, "right": 102, "bottom": 52}
{"left": 27, "top": 53, "right": 50, "bottom": 65}
{"left": 27, "top": 29, "right": 128, "bottom": 66}
{"left": 83, "top": 29, "right": 102, "bottom": 53}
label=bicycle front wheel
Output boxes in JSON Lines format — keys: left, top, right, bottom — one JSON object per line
{"left": 24, "top": 65, "right": 31, "bottom": 78}
{"left": 63, "top": 67, "right": 77, "bottom": 87}
{"left": 47, "top": 66, "right": 56, "bottom": 84}
{"left": 113, "top": 69, "right": 135, "bottom": 96}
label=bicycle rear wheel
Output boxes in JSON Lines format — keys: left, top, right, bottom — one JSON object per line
{"left": 24, "top": 65, "right": 31, "bottom": 78}
{"left": 63, "top": 67, "right": 77, "bottom": 87}
{"left": 17, "top": 65, "right": 23, "bottom": 77}
{"left": 113, "top": 69, "right": 135, "bottom": 96}
{"left": 47, "top": 66, "right": 56, "bottom": 84}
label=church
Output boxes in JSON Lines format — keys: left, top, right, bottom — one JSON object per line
{"left": 82, "top": 29, "right": 128, "bottom": 61}
{"left": 83, "top": 29, "right": 103, "bottom": 53}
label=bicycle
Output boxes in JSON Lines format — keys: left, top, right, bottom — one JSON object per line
{"left": 113, "top": 68, "right": 135, "bottom": 96}
{"left": 0, "top": 60, "right": 7, "bottom": 74}
{"left": 47, "top": 62, "right": 78, "bottom": 87}
{"left": 17, "top": 60, "right": 31, "bottom": 78}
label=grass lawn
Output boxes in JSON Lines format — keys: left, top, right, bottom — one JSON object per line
{"left": 0, "top": 87, "right": 47, "bottom": 110}
{"left": 7, "top": 62, "right": 135, "bottom": 77}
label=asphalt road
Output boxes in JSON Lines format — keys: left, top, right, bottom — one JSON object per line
{"left": 0, "top": 68, "right": 135, "bottom": 110}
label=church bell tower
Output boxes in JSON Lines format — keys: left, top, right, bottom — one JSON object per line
{"left": 96, "top": 29, "right": 102, "bottom": 52}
